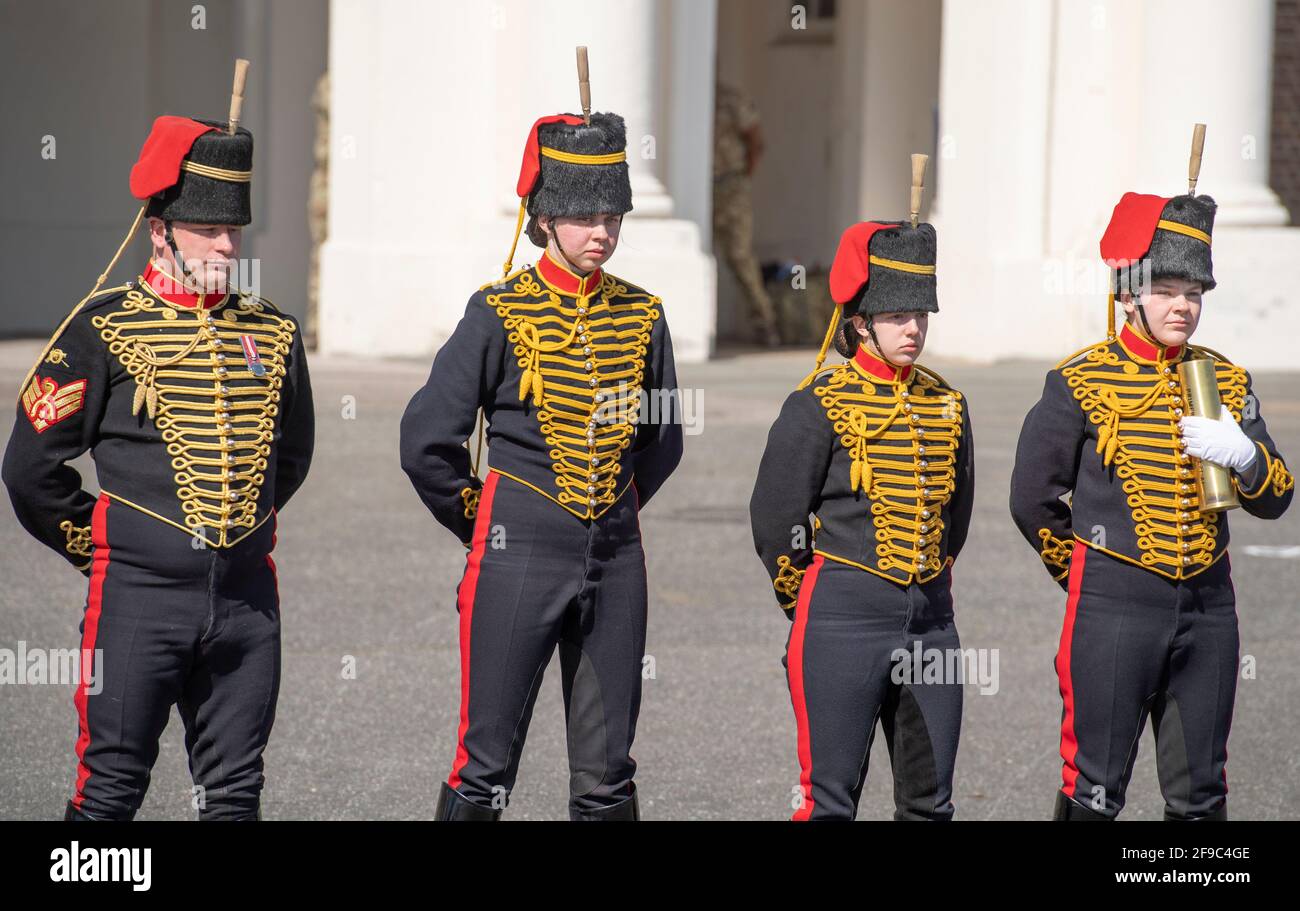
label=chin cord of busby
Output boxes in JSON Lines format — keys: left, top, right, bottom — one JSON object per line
{"left": 164, "top": 220, "right": 205, "bottom": 294}
{"left": 1114, "top": 264, "right": 1158, "bottom": 342}
{"left": 1134, "top": 301, "right": 1156, "bottom": 341}
{"left": 547, "top": 222, "right": 591, "bottom": 278}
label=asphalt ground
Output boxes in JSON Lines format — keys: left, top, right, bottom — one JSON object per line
{"left": 2, "top": 339, "right": 1297, "bottom": 820}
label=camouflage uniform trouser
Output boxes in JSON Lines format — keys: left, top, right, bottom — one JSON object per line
{"left": 714, "top": 173, "right": 778, "bottom": 342}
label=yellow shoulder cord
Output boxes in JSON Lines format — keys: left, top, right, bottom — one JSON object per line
{"left": 19, "top": 204, "right": 147, "bottom": 397}
{"left": 1053, "top": 339, "right": 1109, "bottom": 371}
{"left": 1094, "top": 375, "right": 1164, "bottom": 467}
{"left": 912, "top": 362, "right": 953, "bottom": 390}
{"left": 124, "top": 299, "right": 210, "bottom": 420}
{"left": 501, "top": 199, "right": 528, "bottom": 279}
{"left": 796, "top": 308, "right": 840, "bottom": 391}
{"left": 845, "top": 401, "right": 903, "bottom": 494}
{"left": 516, "top": 309, "right": 582, "bottom": 407}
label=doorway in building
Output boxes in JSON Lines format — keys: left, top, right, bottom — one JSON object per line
{"left": 712, "top": 0, "right": 941, "bottom": 349}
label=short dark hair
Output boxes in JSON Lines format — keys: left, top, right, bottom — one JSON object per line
{"left": 527, "top": 212, "right": 624, "bottom": 249}
{"left": 526, "top": 213, "right": 548, "bottom": 248}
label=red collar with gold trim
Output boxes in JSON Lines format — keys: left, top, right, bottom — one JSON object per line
{"left": 537, "top": 250, "right": 603, "bottom": 297}
{"left": 1119, "top": 321, "right": 1185, "bottom": 364}
{"left": 853, "top": 344, "right": 914, "bottom": 383}
{"left": 140, "top": 261, "right": 229, "bottom": 310}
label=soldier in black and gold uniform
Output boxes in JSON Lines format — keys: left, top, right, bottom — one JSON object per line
{"left": 1010, "top": 179, "right": 1293, "bottom": 820}
{"left": 750, "top": 208, "right": 974, "bottom": 820}
{"left": 400, "top": 112, "right": 682, "bottom": 821}
{"left": 2, "top": 114, "right": 314, "bottom": 821}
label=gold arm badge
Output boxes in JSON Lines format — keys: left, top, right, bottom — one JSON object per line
{"left": 22, "top": 375, "right": 87, "bottom": 433}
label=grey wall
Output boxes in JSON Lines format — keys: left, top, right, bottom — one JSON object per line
{"left": 0, "top": 0, "right": 327, "bottom": 337}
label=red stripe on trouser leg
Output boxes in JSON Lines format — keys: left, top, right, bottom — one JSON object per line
{"left": 1056, "top": 541, "right": 1088, "bottom": 800}
{"left": 265, "top": 509, "right": 279, "bottom": 598}
{"left": 73, "top": 494, "right": 111, "bottom": 809}
{"left": 447, "top": 471, "right": 500, "bottom": 792}
{"left": 1223, "top": 549, "right": 1232, "bottom": 800}
{"left": 788, "top": 554, "right": 823, "bottom": 822}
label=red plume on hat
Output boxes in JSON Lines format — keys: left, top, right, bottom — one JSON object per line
{"left": 129, "top": 116, "right": 218, "bottom": 200}
{"left": 1099, "top": 192, "right": 1172, "bottom": 268}
{"left": 829, "top": 222, "right": 894, "bottom": 305}
{"left": 1096, "top": 124, "right": 1216, "bottom": 338}
{"left": 797, "top": 153, "right": 933, "bottom": 393}
{"left": 500, "top": 114, "right": 585, "bottom": 279}
{"left": 515, "top": 114, "right": 586, "bottom": 198}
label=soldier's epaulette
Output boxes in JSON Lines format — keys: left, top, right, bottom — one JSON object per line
{"left": 1052, "top": 338, "right": 1113, "bottom": 371}
{"left": 794, "top": 362, "right": 844, "bottom": 392}
{"left": 478, "top": 265, "right": 532, "bottom": 292}
{"left": 78, "top": 282, "right": 134, "bottom": 314}
{"left": 601, "top": 270, "right": 656, "bottom": 301}
{"left": 236, "top": 291, "right": 284, "bottom": 315}
{"left": 912, "top": 362, "right": 958, "bottom": 393}
{"left": 236, "top": 293, "right": 306, "bottom": 340}
{"left": 89, "top": 281, "right": 133, "bottom": 300}
{"left": 1186, "top": 343, "right": 1235, "bottom": 365}
{"left": 15, "top": 283, "right": 133, "bottom": 396}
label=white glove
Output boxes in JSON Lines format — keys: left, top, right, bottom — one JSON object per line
{"left": 1179, "top": 410, "right": 1258, "bottom": 473}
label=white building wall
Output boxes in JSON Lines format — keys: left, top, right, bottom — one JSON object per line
{"left": 931, "top": 0, "right": 1300, "bottom": 369}
{"left": 320, "top": 0, "right": 717, "bottom": 363}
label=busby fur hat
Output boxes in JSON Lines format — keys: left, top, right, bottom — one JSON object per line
{"left": 1102, "top": 192, "right": 1216, "bottom": 296}
{"left": 131, "top": 116, "right": 253, "bottom": 226}
{"left": 518, "top": 112, "right": 632, "bottom": 248}
{"left": 528, "top": 113, "right": 632, "bottom": 218}
{"left": 828, "top": 221, "right": 938, "bottom": 356}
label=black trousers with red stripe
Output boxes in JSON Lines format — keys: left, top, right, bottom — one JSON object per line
{"left": 445, "top": 470, "right": 647, "bottom": 817}
{"left": 73, "top": 494, "right": 281, "bottom": 821}
{"left": 784, "top": 555, "right": 963, "bottom": 821}
{"left": 1055, "top": 542, "right": 1238, "bottom": 819}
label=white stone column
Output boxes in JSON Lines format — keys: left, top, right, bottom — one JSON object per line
{"left": 320, "top": 0, "right": 715, "bottom": 363}
{"left": 926, "top": 0, "right": 1056, "bottom": 364}
{"left": 494, "top": 1, "right": 671, "bottom": 215}
{"left": 320, "top": 0, "right": 505, "bottom": 359}
{"left": 1139, "top": 0, "right": 1287, "bottom": 226}
{"left": 1136, "top": 0, "right": 1299, "bottom": 366}
{"left": 495, "top": 0, "right": 715, "bottom": 362}
{"left": 887, "top": 0, "right": 1299, "bottom": 368}
{"left": 511, "top": 0, "right": 674, "bottom": 217}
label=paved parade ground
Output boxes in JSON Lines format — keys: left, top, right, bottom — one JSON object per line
{"left": 2, "top": 338, "right": 1298, "bottom": 820}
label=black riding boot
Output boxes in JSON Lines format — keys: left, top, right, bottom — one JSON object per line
{"left": 570, "top": 784, "right": 640, "bottom": 821}
{"left": 435, "top": 782, "right": 502, "bottom": 821}
{"left": 1053, "top": 791, "right": 1113, "bottom": 821}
